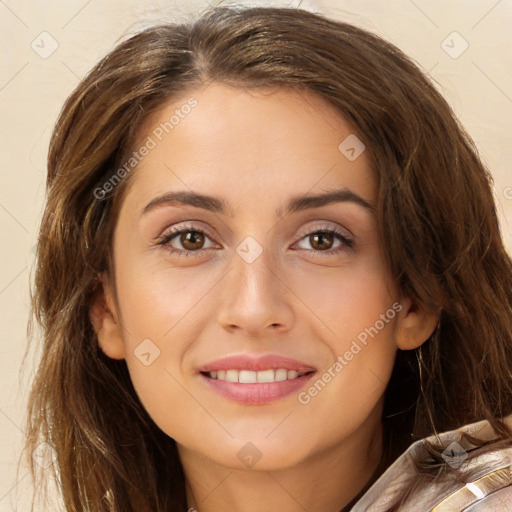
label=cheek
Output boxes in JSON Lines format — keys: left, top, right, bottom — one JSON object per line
{"left": 289, "top": 255, "right": 398, "bottom": 419}
{"left": 290, "top": 250, "right": 397, "bottom": 347}
{"left": 114, "top": 252, "right": 220, "bottom": 338}
{"left": 294, "top": 283, "right": 399, "bottom": 456}
{"left": 292, "top": 335, "right": 396, "bottom": 463}
{"left": 111, "top": 257, "right": 222, "bottom": 438}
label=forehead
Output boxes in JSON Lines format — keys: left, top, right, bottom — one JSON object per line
{"left": 120, "top": 83, "right": 375, "bottom": 213}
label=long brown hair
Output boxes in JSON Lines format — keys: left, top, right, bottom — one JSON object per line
{"left": 24, "top": 5, "right": 512, "bottom": 511}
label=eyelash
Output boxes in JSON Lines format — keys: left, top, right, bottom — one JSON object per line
{"left": 156, "top": 223, "right": 354, "bottom": 258}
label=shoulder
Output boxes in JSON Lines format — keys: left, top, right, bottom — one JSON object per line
{"left": 352, "top": 415, "right": 512, "bottom": 512}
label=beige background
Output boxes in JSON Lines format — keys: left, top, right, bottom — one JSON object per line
{"left": 1, "top": 0, "right": 511, "bottom": 509}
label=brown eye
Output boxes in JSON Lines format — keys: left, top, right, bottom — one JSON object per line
{"left": 158, "top": 226, "right": 218, "bottom": 256}
{"left": 180, "top": 231, "right": 205, "bottom": 250}
{"left": 294, "top": 228, "right": 353, "bottom": 255}
{"left": 309, "top": 232, "right": 334, "bottom": 251}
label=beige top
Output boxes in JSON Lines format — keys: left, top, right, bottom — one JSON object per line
{"left": 352, "top": 416, "right": 512, "bottom": 511}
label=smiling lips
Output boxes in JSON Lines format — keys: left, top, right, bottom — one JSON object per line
{"left": 207, "top": 368, "right": 308, "bottom": 383}
{"left": 199, "top": 354, "right": 316, "bottom": 405}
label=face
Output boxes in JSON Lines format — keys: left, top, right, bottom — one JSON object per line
{"left": 94, "top": 83, "right": 418, "bottom": 472}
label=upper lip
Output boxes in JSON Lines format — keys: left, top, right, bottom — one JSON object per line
{"left": 199, "top": 354, "right": 317, "bottom": 373}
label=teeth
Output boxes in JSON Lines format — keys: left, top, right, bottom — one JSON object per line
{"left": 225, "top": 369, "right": 238, "bottom": 383}
{"left": 275, "top": 369, "right": 288, "bottom": 381}
{"left": 206, "top": 368, "right": 307, "bottom": 383}
{"left": 239, "top": 370, "right": 257, "bottom": 383}
{"left": 257, "top": 369, "right": 274, "bottom": 383}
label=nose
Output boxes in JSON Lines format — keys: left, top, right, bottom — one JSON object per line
{"left": 216, "top": 242, "right": 295, "bottom": 337}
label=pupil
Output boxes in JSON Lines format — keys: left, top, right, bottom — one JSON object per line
{"left": 182, "top": 231, "right": 204, "bottom": 250}
{"left": 312, "top": 233, "right": 332, "bottom": 250}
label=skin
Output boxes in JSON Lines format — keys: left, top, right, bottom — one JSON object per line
{"left": 91, "top": 83, "right": 438, "bottom": 512}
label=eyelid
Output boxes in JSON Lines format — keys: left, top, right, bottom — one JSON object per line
{"left": 294, "top": 221, "right": 352, "bottom": 241}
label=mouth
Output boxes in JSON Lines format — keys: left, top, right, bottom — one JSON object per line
{"left": 198, "top": 354, "right": 317, "bottom": 405}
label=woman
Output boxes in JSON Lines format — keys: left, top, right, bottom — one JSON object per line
{"left": 25, "top": 5, "right": 512, "bottom": 511}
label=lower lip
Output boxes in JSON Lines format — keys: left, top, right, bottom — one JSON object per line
{"left": 199, "top": 372, "right": 316, "bottom": 405}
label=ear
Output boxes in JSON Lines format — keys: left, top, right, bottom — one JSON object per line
{"left": 89, "top": 272, "right": 126, "bottom": 359}
{"left": 395, "top": 296, "right": 440, "bottom": 350}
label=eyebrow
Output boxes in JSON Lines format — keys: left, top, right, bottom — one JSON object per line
{"left": 140, "top": 187, "right": 375, "bottom": 219}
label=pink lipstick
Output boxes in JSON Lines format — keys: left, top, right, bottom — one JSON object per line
{"left": 198, "top": 354, "right": 316, "bottom": 405}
